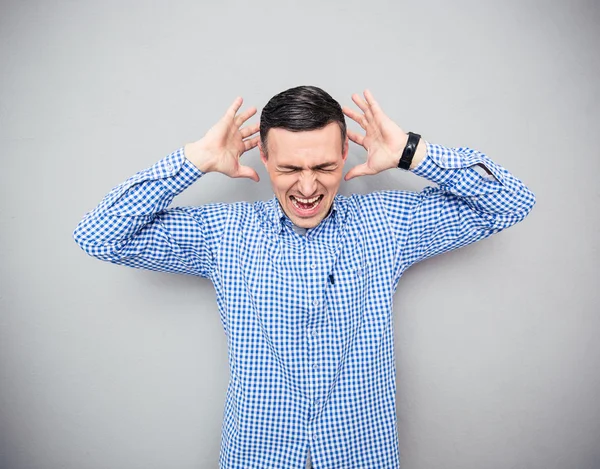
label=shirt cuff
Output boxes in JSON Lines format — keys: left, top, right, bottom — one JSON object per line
{"left": 410, "top": 142, "right": 461, "bottom": 186}
{"left": 411, "top": 142, "right": 509, "bottom": 190}
{"left": 152, "top": 147, "right": 204, "bottom": 195}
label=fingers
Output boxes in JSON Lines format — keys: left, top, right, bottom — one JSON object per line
{"left": 225, "top": 97, "right": 257, "bottom": 129}
{"left": 347, "top": 129, "right": 365, "bottom": 147}
{"left": 344, "top": 162, "right": 375, "bottom": 181}
{"left": 352, "top": 93, "right": 374, "bottom": 123}
{"left": 240, "top": 122, "right": 260, "bottom": 139}
{"left": 363, "top": 89, "right": 383, "bottom": 118}
{"left": 351, "top": 93, "right": 369, "bottom": 114}
{"left": 243, "top": 135, "right": 260, "bottom": 152}
{"left": 234, "top": 165, "right": 260, "bottom": 182}
{"left": 363, "top": 89, "right": 378, "bottom": 109}
{"left": 342, "top": 106, "right": 367, "bottom": 130}
{"left": 235, "top": 106, "right": 257, "bottom": 127}
{"left": 345, "top": 90, "right": 379, "bottom": 130}
{"left": 225, "top": 97, "right": 244, "bottom": 119}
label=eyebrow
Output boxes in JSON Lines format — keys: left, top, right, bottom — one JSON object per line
{"left": 277, "top": 162, "right": 338, "bottom": 171}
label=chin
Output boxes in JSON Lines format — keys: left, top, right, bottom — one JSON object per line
{"left": 288, "top": 203, "right": 331, "bottom": 229}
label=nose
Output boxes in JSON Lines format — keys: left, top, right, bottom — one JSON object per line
{"left": 297, "top": 171, "right": 318, "bottom": 196}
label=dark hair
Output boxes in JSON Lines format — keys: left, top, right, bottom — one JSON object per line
{"left": 260, "top": 85, "right": 347, "bottom": 157}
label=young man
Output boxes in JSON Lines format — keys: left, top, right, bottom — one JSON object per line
{"left": 74, "top": 86, "right": 535, "bottom": 469}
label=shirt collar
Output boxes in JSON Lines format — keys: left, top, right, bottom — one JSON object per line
{"left": 264, "top": 195, "right": 347, "bottom": 235}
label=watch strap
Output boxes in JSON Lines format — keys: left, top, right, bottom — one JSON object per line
{"left": 398, "top": 132, "right": 421, "bottom": 170}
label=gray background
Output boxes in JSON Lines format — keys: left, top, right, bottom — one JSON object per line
{"left": 1, "top": 0, "right": 599, "bottom": 468}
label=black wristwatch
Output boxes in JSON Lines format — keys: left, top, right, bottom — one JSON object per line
{"left": 398, "top": 132, "right": 421, "bottom": 170}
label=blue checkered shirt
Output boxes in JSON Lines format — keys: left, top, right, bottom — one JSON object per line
{"left": 74, "top": 143, "right": 535, "bottom": 468}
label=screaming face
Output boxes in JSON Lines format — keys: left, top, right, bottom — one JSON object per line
{"left": 260, "top": 122, "right": 349, "bottom": 229}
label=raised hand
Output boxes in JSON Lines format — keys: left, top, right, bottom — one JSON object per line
{"left": 184, "top": 97, "right": 261, "bottom": 182}
{"left": 342, "top": 90, "right": 412, "bottom": 181}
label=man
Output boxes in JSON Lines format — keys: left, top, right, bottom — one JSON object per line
{"left": 74, "top": 86, "right": 535, "bottom": 469}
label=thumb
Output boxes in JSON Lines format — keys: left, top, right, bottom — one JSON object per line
{"left": 234, "top": 165, "right": 260, "bottom": 182}
{"left": 344, "top": 163, "right": 371, "bottom": 181}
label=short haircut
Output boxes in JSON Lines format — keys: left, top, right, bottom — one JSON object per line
{"left": 260, "top": 85, "right": 347, "bottom": 157}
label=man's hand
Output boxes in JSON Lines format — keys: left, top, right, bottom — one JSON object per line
{"left": 184, "top": 97, "right": 261, "bottom": 182}
{"left": 342, "top": 90, "right": 425, "bottom": 181}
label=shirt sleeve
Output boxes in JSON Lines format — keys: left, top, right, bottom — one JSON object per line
{"left": 378, "top": 142, "right": 536, "bottom": 272}
{"left": 73, "top": 147, "right": 229, "bottom": 278}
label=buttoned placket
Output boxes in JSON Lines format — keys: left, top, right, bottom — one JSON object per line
{"left": 282, "top": 216, "right": 340, "bottom": 451}
{"left": 304, "top": 233, "right": 324, "bottom": 447}
{"left": 307, "top": 230, "right": 342, "bottom": 457}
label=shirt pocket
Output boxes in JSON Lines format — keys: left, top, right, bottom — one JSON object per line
{"left": 325, "top": 261, "right": 371, "bottom": 336}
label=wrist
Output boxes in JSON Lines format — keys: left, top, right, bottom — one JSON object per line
{"left": 397, "top": 132, "right": 425, "bottom": 170}
{"left": 184, "top": 141, "right": 215, "bottom": 173}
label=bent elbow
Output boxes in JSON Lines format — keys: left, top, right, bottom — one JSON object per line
{"left": 513, "top": 186, "right": 536, "bottom": 223}
{"left": 521, "top": 187, "right": 536, "bottom": 219}
{"left": 494, "top": 186, "right": 536, "bottom": 230}
{"left": 72, "top": 220, "right": 120, "bottom": 262}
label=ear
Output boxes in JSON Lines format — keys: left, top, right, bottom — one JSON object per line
{"left": 259, "top": 140, "right": 268, "bottom": 166}
{"left": 342, "top": 135, "right": 349, "bottom": 162}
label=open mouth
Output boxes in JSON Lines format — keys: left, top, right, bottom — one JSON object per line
{"left": 289, "top": 195, "right": 324, "bottom": 213}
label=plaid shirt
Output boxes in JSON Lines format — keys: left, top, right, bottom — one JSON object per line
{"left": 74, "top": 143, "right": 535, "bottom": 468}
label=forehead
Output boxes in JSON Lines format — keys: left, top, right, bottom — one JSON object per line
{"left": 265, "top": 122, "right": 343, "bottom": 164}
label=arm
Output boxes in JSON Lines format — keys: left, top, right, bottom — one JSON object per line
{"left": 343, "top": 90, "right": 535, "bottom": 269}
{"left": 378, "top": 142, "right": 535, "bottom": 269}
{"left": 73, "top": 150, "right": 224, "bottom": 277}
{"left": 73, "top": 97, "right": 261, "bottom": 278}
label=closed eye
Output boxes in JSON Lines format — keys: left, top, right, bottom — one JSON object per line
{"left": 276, "top": 164, "right": 337, "bottom": 173}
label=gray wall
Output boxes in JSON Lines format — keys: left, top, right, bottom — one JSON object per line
{"left": 1, "top": 1, "right": 599, "bottom": 468}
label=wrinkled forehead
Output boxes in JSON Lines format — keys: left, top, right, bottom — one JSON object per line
{"left": 265, "top": 124, "right": 345, "bottom": 162}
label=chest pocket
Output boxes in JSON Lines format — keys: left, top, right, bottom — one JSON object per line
{"left": 325, "top": 261, "right": 371, "bottom": 336}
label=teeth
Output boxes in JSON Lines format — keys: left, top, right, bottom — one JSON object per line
{"left": 291, "top": 195, "right": 322, "bottom": 210}
{"left": 292, "top": 196, "right": 320, "bottom": 204}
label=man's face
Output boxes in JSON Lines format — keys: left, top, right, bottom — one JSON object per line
{"left": 260, "top": 122, "right": 349, "bottom": 229}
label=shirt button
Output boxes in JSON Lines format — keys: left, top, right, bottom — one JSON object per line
{"left": 312, "top": 433, "right": 318, "bottom": 441}
{"left": 166, "top": 163, "right": 173, "bottom": 172}
{"left": 312, "top": 363, "right": 319, "bottom": 370}
{"left": 310, "top": 263, "right": 317, "bottom": 270}
{"left": 313, "top": 299, "right": 319, "bottom": 307}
